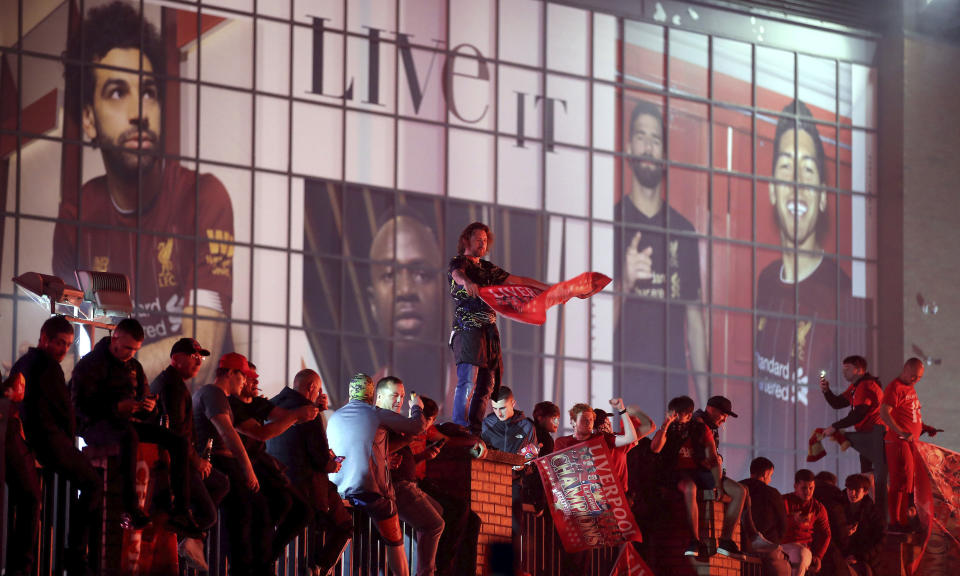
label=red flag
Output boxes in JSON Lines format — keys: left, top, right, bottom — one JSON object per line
{"left": 914, "top": 441, "right": 960, "bottom": 574}
{"left": 535, "top": 436, "right": 642, "bottom": 553}
{"left": 480, "top": 271, "right": 611, "bottom": 325}
{"left": 608, "top": 544, "right": 653, "bottom": 576}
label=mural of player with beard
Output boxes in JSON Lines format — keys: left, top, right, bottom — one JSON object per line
{"left": 614, "top": 99, "right": 708, "bottom": 411}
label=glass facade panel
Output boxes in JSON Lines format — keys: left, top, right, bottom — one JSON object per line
{"left": 0, "top": 0, "right": 880, "bottom": 487}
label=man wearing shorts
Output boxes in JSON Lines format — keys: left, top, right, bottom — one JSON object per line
{"left": 327, "top": 373, "right": 427, "bottom": 576}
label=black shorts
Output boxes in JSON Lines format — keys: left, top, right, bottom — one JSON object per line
{"left": 664, "top": 468, "right": 716, "bottom": 490}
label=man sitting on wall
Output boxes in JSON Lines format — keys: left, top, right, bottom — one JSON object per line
{"left": 327, "top": 373, "right": 427, "bottom": 576}
{"left": 652, "top": 396, "right": 725, "bottom": 558}
{"left": 740, "top": 457, "right": 790, "bottom": 576}
{"left": 14, "top": 316, "right": 102, "bottom": 576}
{"left": 72, "top": 318, "right": 200, "bottom": 536}
{"left": 268, "top": 369, "right": 352, "bottom": 576}
{"left": 192, "top": 353, "right": 270, "bottom": 576}
{"left": 841, "top": 474, "right": 884, "bottom": 576}
{"left": 229, "top": 361, "right": 316, "bottom": 563}
{"left": 376, "top": 377, "right": 445, "bottom": 576}
{"left": 150, "top": 338, "right": 230, "bottom": 569}
{"left": 782, "top": 469, "right": 831, "bottom": 576}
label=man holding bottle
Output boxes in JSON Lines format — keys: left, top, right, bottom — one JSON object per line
{"left": 151, "top": 338, "right": 230, "bottom": 569}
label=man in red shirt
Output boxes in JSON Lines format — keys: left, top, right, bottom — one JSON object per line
{"left": 821, "top": 355, "right": 885, "bottom": 473}
{"left": 58, "top": 1, "right": 233, "bottom": 384}
{"left": 554, "top": 398, "right": 640, "bottom": 492}
{"left": 554, "top": 399, "right": 640, "bottom": 574}
{"left": 782, "top": 469, "right": 831, "bottom": 576}
{"left": 880, "top": 357, "right": 940, "bottom": 529}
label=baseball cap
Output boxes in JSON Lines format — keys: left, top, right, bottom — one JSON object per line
{"left": 706, "top": 395, "right": 738, "bottom": 418}
{"left": 218, "top": 352, "right": 249, "bottom": 372}
{"left": 170, "top": 338, "right": 210, "bottom": 358}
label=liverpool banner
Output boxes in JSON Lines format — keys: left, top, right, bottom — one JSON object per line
{"left": 480, "top": 272, "right": 611, "bottom": 325}
{"left": 535, "top": 436, "right": 642, "bottom": 553}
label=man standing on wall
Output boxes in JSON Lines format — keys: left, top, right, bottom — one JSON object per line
{"left": 820, "top": 355, "right": 885, "bottom": 474}
{"left": 615, "top": 99, "right": 708, "bottom": 408}
{"left": 56, "top": 0, "right": 233, "bottom": 384}
{"left": 880, "top": 357, "right": 940, "bottom": 530}
{"left": 448, "top": 222, "right": 549, "bottom": 433}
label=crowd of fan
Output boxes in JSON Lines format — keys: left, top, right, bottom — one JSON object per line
{"left": 1, "top": 316, "right": 490, "bottom": 576}
{"left": 0, "top": 316, "right": 905, "bottom": 576}
{"left": 479, "top": 383, "right": 890, "bottom": 576}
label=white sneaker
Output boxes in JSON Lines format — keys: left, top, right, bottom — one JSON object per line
{"left": 178, "top": 537, "right": 209, "bottom": 572}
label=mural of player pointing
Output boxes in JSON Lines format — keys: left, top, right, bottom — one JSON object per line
{"left": 616, "top": 100, "right": 708, "bottom": 408}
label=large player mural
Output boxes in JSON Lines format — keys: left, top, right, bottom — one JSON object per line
{"left": 1, "top": 0, "right": 878, "bottom": 486}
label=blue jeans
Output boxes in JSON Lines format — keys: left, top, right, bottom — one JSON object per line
{"left": 454, "top": 363, "right": 496, "bottom": 434}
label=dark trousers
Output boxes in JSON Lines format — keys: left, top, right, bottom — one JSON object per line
{"left": 85, "top": 420, "right": 191, "bottom": 514}
{"left": 5, "top": 424, "right": 41, "bottom": 574}
{"left": 253, "top": 454, "right": 311, "bottom": 561}
{"left": 191, "top": 465, "right": 230, "bottom": 531}
{"left": 35, "top": 432, "right": 103, "bottom": 555}
{"left": 213, "top": 455, "right": 274, "bottom": 576}
{"left": 305, "top": 476, "right": 353, "bottom": 572}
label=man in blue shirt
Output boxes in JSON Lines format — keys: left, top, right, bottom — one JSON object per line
{"left": 328, "top": 373, "right": 427, "bottom": 576}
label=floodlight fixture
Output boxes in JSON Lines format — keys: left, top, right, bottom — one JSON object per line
{"left": 74, "top": 270, "right": 134, "bottom": 317}
{"left": 12, "top": 272, "right": 85, "bottom": 315}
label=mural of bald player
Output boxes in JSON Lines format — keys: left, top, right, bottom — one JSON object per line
{"left": 368, "top": 212, "right": 446, "bottom": 401}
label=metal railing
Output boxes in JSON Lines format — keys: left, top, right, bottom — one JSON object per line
{"left": 2, "top": 446, "right": 764, "bottom": 576}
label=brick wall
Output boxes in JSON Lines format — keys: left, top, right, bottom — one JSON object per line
{"left": 426, "top": 447, "right": 761, "bottom": 576}
{"left": 472, "top": 453, "right": 521, "bottom": 573}
{"left": 900, "top": 35, "right": 960, "bottom": 453}
{"left": 426, "top": 447, "right": 522, "bottom": 576}
{"left": 645, "top": 489, "right": 743, "bottom": 576}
